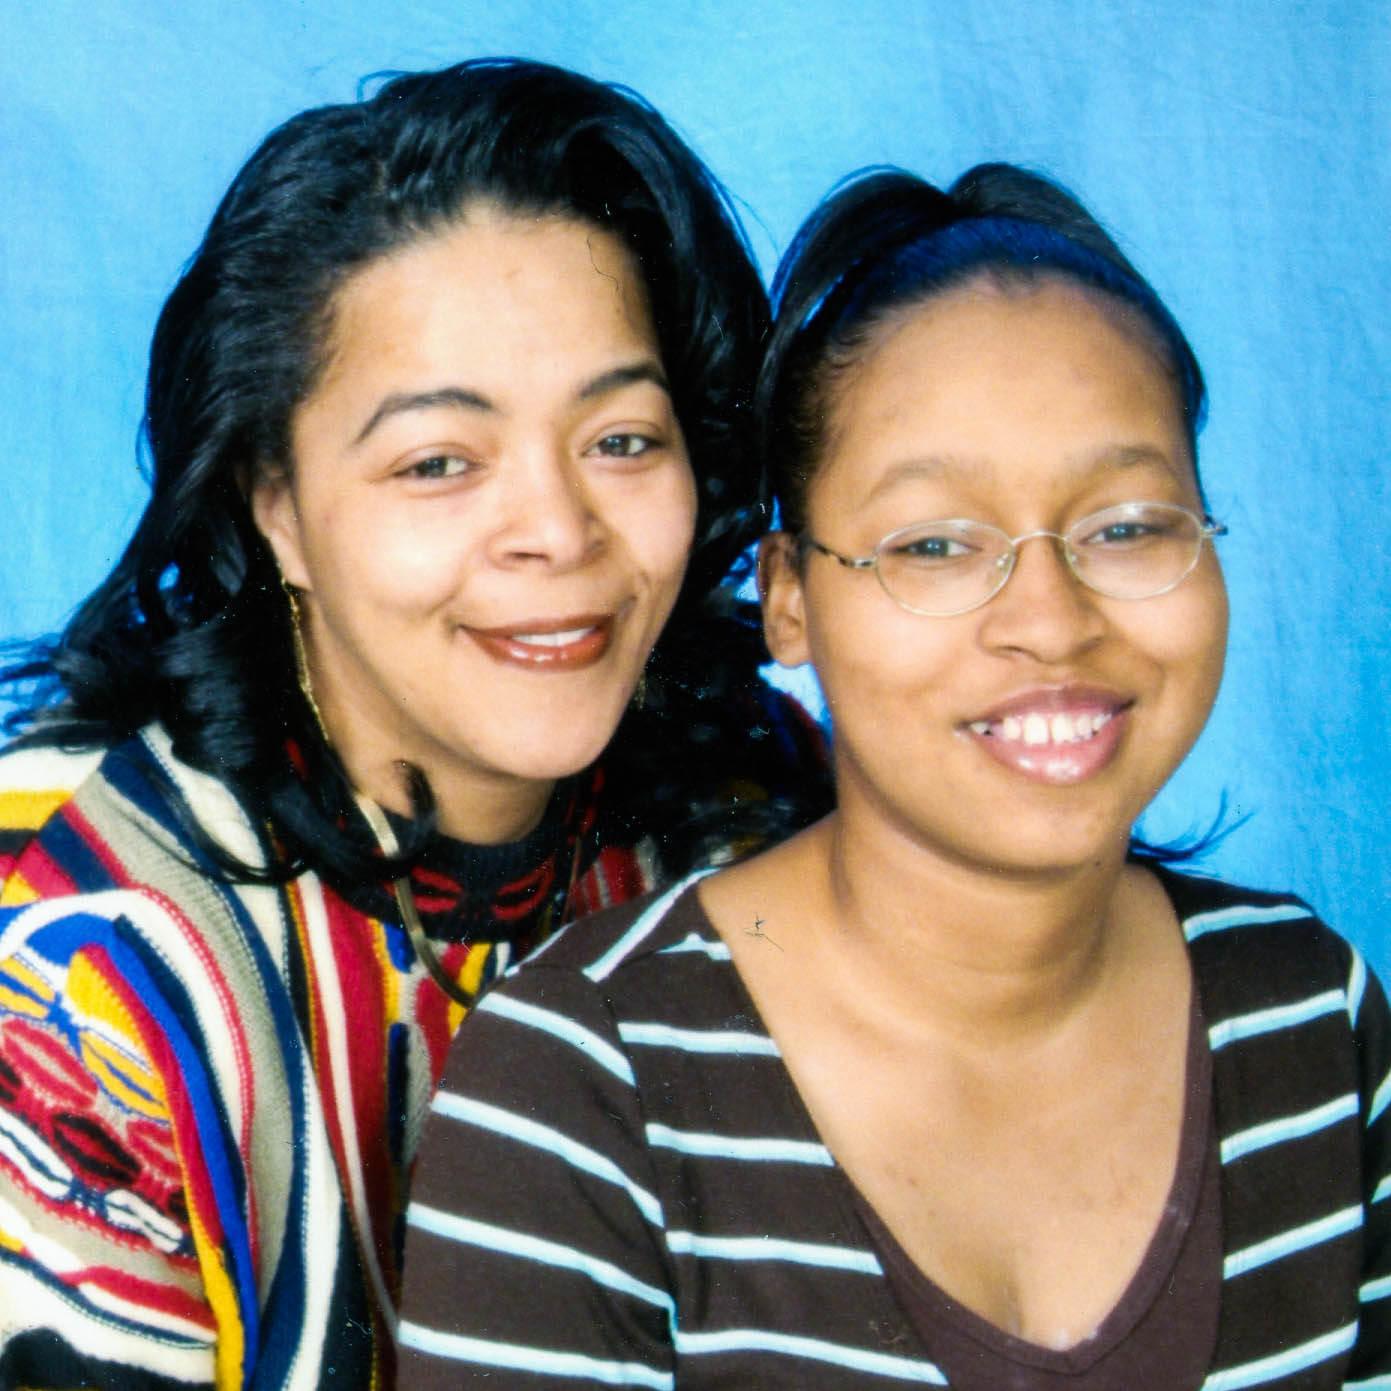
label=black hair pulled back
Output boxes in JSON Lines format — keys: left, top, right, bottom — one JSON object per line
{"left": 756, "top": 163, "right": 1207, "bottom": 535}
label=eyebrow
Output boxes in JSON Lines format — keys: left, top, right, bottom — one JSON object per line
{"left": 352, "top": 360, "right": 671, "bottom": 446}
{"left": 862, "top": 444, "right": 1180, "bottom": 505}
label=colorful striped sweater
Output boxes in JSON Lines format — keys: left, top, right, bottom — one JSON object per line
{"left": 397, "top": 870, "right": 1391, "bottom": 1390}
{"left": 0, "top": 724, "right": 651, "bottom": 1391}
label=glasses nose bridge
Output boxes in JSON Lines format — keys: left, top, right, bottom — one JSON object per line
{"left": 994, "top": 526, "right": 1087, "bottom": 598}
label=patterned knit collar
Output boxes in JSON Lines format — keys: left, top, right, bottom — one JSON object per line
{"left": 361, "top": 765, "right": 604, "bottom": 947}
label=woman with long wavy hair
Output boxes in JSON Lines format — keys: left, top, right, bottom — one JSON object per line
{"left": 0, "top": 59, "right": 826, "bottom": 1390}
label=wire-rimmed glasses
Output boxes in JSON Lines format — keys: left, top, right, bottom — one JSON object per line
{"left": 802, "top": 501, "right": 1226, "bottom": 617}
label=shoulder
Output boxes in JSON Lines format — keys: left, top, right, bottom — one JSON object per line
{"left": 1161, "top": 865, "right": 1369, "bottom": 1028}
{"left": 1, "top": 723, "right": 263, "bottom": 897}
{"left": 512, "top": 872, "right": 723, "bottom": 983}
{"left": 451, "top": 875, "right": 732, "bottom": 1061}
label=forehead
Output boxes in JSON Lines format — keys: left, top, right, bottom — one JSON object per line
{"left": 813, "top": 275, "right": 1192, "bottom": 510}
{"left": 316, "top": 206, "right": 657, "bottom": 393}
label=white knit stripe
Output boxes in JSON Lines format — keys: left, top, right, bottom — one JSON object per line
{"left": 1199, "top": 1320, "right": 1357, "bottom": 1390}
{"left": 408, "top": 1205, "right": 673, "bottom": 1313}
{"left": 1361, "top": 1271, "right": 1391, "bottom": 1302}
{"left": 1221, "top": 1204, "right": 1362, "bottom": 1279}
{"left": 645, "top": 1124, "right": 833, "bottom": 1165}
{"left": 0, "top": 1250, "right": 214, "bottom": 1379}
{"left": 1370, "top": 1065, "right": 1391, "bottom": 1126}
{"left": 1207, "top": 989, "right": 1345, "bottom": 1052}
{"left": 1347, "top": 946, "right": 1369, "bottom": 1025}
{"left": 675, "top": 1328, "right": 947, "bottom": 1384}
{"left": 1220, "top": 1093, "right": 1359, "bottom": 1165}
{"left": 1344, "top": 1378, "right": 1391, "bottom": 1390}
{"left": 665, "top": 1230, "right": 881, "bottom": 1273}
{"left": 295, "top": 876, "right": 395, "bottom": 1340}
{"left": 431, "top": 1092, "right": 664, "bottom": 1227}
{"left": 657, "top": 933, "right": 731, "bottom": 960}
{"left": 398, "top": 1322, "right": 674, "bottom": 1388}
{"left": 478, "top": 992, "right": 636, "bottom": 1084}
{"left": 585, "top": 872, "right": 713, "bottom": 982}
{"left": 1373, "top": 1173, "right": 1391, "bottom": 1205}
{"left": 618, "top": 1022, "right": 780, "bottom": 1057}
{"left": 1182, "top": 901, "right": 1310, "bottom": 943}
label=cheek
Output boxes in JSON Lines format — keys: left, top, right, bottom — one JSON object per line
{"left": 1131, "top": 564, "right": 1228, "bottom": 722}
{"left": 625, "top": 468, "right": 699, "bottom": 587}
{"left": 305, "top": 498, "right": 479, "bottom": 618}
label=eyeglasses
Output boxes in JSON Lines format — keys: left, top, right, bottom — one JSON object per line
{"left": 802, "top": 501, "right": 1226, "bottom": 617}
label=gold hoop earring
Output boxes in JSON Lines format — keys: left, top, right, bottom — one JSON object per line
{"left": 281, "top": 574, "right": 331, "bottom": 744}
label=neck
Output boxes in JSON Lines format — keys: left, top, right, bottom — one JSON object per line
{"left": 355, "top": 752, "right": 555, "bottom": 846}
{"left": 811, "top": 807, "right": 1138, "bottom": 1044}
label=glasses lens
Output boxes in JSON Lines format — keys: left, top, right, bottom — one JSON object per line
{"left": 876, "top": 520, "right": 1012, "bottom": 615}
{"left": 1066, "top": 503, "right": 1203, "bottom": 599}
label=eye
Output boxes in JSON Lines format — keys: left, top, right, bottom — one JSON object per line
{"left": 887, "top": 530, "right": 980, "bottom": 564}
{"left": 1077, "top": 510, "right": 1181, "bottom": 548}
{"left": 589, "top": 432, "right": 656, "bottom": 460}
{"left": 401, "top": 454, "right": 473, "bottom": 481}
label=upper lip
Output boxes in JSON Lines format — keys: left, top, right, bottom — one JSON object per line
{"left": 464, "top": 611, "right": 615, "bottom": 639}
{"left": 965, "top": 683, "right": 1132, "bottom": 726}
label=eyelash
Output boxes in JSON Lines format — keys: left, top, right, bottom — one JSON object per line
{"left": 400, "top": 455, "right": 473, "bottom": 480}
{"left": 589, "top": 432, "right": 657, "bottom": 459}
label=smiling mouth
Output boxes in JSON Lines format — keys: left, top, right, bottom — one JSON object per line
{"left": 466, "top": 615, "right": 614, "bottom": 670}
{"left": 967, "top": 709, "right": 1116, "bottom": 746}
{"left": 963, "top": 698, "right": 1128, "bottom": 786}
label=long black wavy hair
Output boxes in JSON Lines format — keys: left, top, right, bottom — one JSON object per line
{"left": 3, "top": 58, "right": 829, "bottom": 885}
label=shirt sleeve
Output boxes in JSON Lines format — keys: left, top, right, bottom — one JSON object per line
{"left": 0, "top": 895, "right": 231, "bottom": 1390}
{"left": 1348, "top": 954, "right": 1391, "bottom": 1380}
{"left": 397, "top": 963, "right": 676, "bottom": 1390}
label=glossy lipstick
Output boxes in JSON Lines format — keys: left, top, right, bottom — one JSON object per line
{"left": 963, "top": 687, "right": 1129, "bottom": 786}
{"left": 466, "top": 614, "right": 613, "bottom": 670}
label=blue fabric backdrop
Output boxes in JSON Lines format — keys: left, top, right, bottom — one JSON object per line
{"left": 3, "top": 2, "right": 1388, "bottom": 966}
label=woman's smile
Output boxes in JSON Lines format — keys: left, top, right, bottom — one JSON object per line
{"left": 963, "top": 685, "right": 1131, "bottom": 786}
{"left": 463, "top": 611, "right": 619, "bottom": 668}
{"left": 762, "top": 274, "right": 1227, "bottom": 876}
{"left": 253, "top": 206, "right": 698, "bottom": 841}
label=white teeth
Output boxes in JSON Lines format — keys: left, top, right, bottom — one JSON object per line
{"left": 512, "top": 627, "right": 592, "bottom": 647}
{"left": 979, "top": 709, "right": 1116, "bottom": 746}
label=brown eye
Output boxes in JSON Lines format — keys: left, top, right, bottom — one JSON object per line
{"left": 403, "top": 455, "right": 472, "bottom": 480}
{"left": 590, "top": 433, "right": 654, "bottom": 459}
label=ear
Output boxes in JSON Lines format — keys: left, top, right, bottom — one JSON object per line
{"left": 249, "top": 465, "right": 311, "bottom": 590}
{"left": 758, "top": 532, "right": 812, "bottom": 668}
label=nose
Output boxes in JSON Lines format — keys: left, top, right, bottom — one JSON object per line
{"left": 975, "top": 531, "right": 1107, "bottom": 664}
{"left": 490, "top": 448, "right": 607, "bottom": 571}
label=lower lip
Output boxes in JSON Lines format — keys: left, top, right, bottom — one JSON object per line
{"left": 965, "top": 709, "right": 1127, "bottom": 786}
{"left": 467, "top": 621, "right": 612, "bottom": 671}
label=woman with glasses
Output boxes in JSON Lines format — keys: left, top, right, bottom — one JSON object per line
{"left": 399, "top": 162, "right": 1391, "bottom": 1389}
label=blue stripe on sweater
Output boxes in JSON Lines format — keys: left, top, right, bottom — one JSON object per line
{"left": 1220, "top": 1093, "right": 1358, "bottom": 1164}
{"left": 408, "top": 1204, "right": 674, "bottom": 1313}
{"left": 398, "top": 1322, "right": 674, "bottom": 1388}
{"left": 665, "top": 1230, "right": 881, "bottom": 1273}
{"left": 1207, "top": 989, "right": 1344, "bottom": 1052}
{"left": 478, "top": 992, "right": 636, "bottom": 1084}
{"left": 586, "top": 872, "right": 713, "bottom": 983}
{"left": 1199, "top": 1320, "right": 1357, "bottom": 1389}
{"left": 1182, "top": 901, "right": 1310, "bottom": 943}
{"left": 675, "top": 1328, "right": 946, "bottom": 1383}
{"left": 432, "top": 1091, "right": 664, "bottom": 1226}
{"left": 646, "top": 1123, "right": 832, "bottom": 1165}
{"left": 618, "top": 1022, "right": 779, "bottom": 1056}
{"left": 1222, "top": 1205, "right": 1362, "bottom": 1279}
